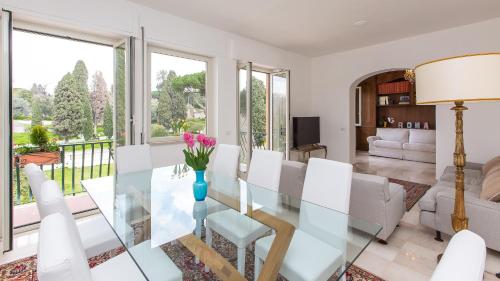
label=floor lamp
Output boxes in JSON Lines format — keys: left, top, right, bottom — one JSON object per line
{"left": 415, "top": 53, "right": 500, "bottom": 234}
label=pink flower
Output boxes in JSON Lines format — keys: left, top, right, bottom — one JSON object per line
{"left": 183, "top": 132, "right": 194, "bottom": 143}
{"left": 208, "top": 137, "right": 216, "bottom": 148}
{"left": 186, "top": 138, "right": 195, "bottom": 148}
{"left": 196, "top": 134, "right": 206, "bottom": 144}
{"left": 201, "top": 137, "right": 216, "bottom": 148}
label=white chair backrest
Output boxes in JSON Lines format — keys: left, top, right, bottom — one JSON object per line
{"left": 302, "top": 158, "right": 353, "bottom": 214}
{"left": 430, "top": 230, "right": 486, "bottom": 281}
{"left": 37, "top": 213, "right": 92, "bottom": 281}
{"left": 38, "top": 180, "right": 85, "bottom": 252}
{"left": 116, "top": 144, "right": 153, "bottom": 174}
{"left": 247, "top": 149, "right": 283, "bottom": 192}
{"left": 299, "top": 158, "right": 352, "bottom": 254}
{"left": 212, "top": 144, "right": 240, "bottom": 179}
{"left": 24, "top": 163, "right": 48, "bottom": 200}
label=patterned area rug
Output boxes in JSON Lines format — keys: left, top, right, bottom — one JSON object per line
{"left": 0, "top": 233, "right": 385, "bottom": 281}
{"left": 389, "top": 178, "right": 431, "bottom": 211}
{"left": 0, "top": 247, "right": 125, "bottom": 281}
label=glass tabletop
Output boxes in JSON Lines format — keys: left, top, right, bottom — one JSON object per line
{"left": 82, "top": 164, "right": 381, "bottom": 281}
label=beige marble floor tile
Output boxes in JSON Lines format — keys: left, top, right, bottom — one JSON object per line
{"left": 395, "top": 242, "right": 443, "bottom": 276}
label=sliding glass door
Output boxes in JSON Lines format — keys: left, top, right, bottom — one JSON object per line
{"left": 238, "top": 63, "right": 289, "bottom": 171}
{"left": 271, "top": 71, "right": 290, "bottom": 159}
{"left": 0, "top": 9, "right": 12, "bottom": 253}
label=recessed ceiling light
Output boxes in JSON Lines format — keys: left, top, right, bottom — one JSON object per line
{"left": 353, "top": 20, "right": 368, "bottom": 27}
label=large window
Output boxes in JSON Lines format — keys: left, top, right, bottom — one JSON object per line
{"left": 148, "top": 48, "right": 208, "bottom": 142}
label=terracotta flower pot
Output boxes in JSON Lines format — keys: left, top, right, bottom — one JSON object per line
{"left": 17, "top": 151, "right": 61, "bottom": 168}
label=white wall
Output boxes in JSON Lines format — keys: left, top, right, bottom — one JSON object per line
{"left": 310, "top": 17, "right": 500, "bottom": 176}
{"left": 1, "top": 0, "right": 311, "bottom": 167}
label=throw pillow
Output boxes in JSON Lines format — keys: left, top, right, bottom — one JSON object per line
{"left": 480, "top": 169, "right": 500, "bottom": 202}
{"left": 482, "top": 156, "right": 500, "bottom": 175}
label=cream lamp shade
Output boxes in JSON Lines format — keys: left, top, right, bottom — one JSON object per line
{"left": 415, "top": 53, "right": 500, "bottom": 104}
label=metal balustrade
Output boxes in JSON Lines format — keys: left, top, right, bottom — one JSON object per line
{"left": 13, "top": 140, "right": 114, "bottom": 206}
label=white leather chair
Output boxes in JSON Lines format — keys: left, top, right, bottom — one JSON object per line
{"left": 212, "top": 144, "right": 240, "bottom": 179}
{"left": 37, "top": 180, "right": 130, "bottom": 258}
{"left": 37, "top": 213, "right": 147, "bottom": 281}
{"left": 254, "top": 158, "right": 353, "bottom": 281}
{"left": 430, "top": 230, "right": 486, "bottom": 281}
{"left": 206, "top": 149, "right": 283, "bottom": 274}
{"left": 115, "top": 144, "right": 153, "bottom": 174}
{"left": 24, "top": 164, "right": 127, "bottom": 258}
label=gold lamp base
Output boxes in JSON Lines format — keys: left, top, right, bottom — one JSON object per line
{"left": 451, "top": 101, "right": 469, "bottom": 232}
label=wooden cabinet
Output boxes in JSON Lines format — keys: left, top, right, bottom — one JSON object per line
{"left": 355, "top": 70, "right": 436, "bottom": 151}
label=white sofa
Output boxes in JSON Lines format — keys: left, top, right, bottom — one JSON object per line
{"left": 419, "top": 162, "right": 500, "bottom": 252}
{"left": 368, "top": 128, "right": 436, "bottom": 163}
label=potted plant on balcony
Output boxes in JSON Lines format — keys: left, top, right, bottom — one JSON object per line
{"left": 15, "top": 125, "right": 61, "bottom": 168}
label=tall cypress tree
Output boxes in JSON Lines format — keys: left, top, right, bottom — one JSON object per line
{"left": 73, "top": 60, "right": 94, "bottom": 140}
{"left": 31, "top": 97, "right": 43, "bottom": 127}
{"left": 53, "top": 73, "right": 83, "bottom": 141}
{"left": 103, "top": 102, "right": 113, "bottom": 139}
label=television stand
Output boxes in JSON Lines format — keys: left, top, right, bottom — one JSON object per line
{"left": 290, "top": 144, "right": 327, "bottom": 163}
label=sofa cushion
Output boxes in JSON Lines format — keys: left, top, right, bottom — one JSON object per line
{"left": 418, "top": 184, "right": 451, "bottom": 212}
{"left": 374, "top": 140, "right": 402, "bottom": 149}
{"left": 403, "top": 142, "right": 436, "bottom": 153}
{"left": 376, "top": 128, "right": 409, "bottom": 143}
{"left": 409, "top": 129, "right": 435, "bottom": 144}
{"left": 482, "top": 156, "right": 500, "bottom": 176}
{"left": 441, "top": 166, "right": 483, "bottom": 186}
{"left": 480, "top": 169, "right": 500, "bottom": 202}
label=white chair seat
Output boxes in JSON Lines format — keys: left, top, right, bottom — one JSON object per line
{"left": 207, "top": 209, "right": 269, "bottom": 248}
{"left": 255, "top": 230, "right": 343, "bottom": 281}
{"left": 90, "top": 252, "right": 147, "bottom": 281}
{"left": 77, "top": 215, "right": 129, "bottom": 258}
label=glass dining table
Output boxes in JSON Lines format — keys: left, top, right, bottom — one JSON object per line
{"left": 82, "top": 164, "right": 381, "bottom": 281}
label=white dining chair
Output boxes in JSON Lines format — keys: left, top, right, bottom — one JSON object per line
{"left": 37, "top": 180, "right": 131, "bottom": 258}
{"left": 254, "top": 158, "right": 353, "bottom": 281}
{"left": 37, "top": 213, "right": 183, "bottom": 281}
{"left": 206, "top": 149, "right": 283, "bottom": 274}
{"left": 116, "top": 144, "right": 153, "bottom": 174}
{"left": 211, "top": 144, "right": 240, "bottom": 179}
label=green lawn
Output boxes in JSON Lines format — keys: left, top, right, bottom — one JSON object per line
{"left": 13, "top": 131, "right": 113, "bottom": 152}
{"left": 13, "top": 163, "right": 115, "bottom": 205}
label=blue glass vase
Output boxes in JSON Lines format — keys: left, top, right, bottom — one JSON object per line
{"left": 193, "top": 170, "right": 207, "bottom": 201}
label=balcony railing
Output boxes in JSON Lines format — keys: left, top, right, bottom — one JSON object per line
{"left": 13, "top": 140, "right": 114, "bottom": 206}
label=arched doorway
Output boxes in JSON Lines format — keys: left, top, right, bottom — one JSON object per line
{"left": 351, "top": 70, "right": 436, "bottom": 179}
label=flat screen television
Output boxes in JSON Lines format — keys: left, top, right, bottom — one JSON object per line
{"left": 293, "top": 117, "right": 320, "bottom": 148}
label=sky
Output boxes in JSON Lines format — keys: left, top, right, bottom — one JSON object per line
{"left": 13, "top": 30, "right": 113, "bottom": 95}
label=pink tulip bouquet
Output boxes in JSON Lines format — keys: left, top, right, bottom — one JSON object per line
{"left": 182, "top": 133, "right": 216, "bottom": 171}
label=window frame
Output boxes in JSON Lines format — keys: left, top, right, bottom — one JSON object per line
{"left": 146, "top": 46, "right": 212, "bottom": 144}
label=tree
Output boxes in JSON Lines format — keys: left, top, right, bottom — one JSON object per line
{"left": 13, "top": 96, "right": 31, "bottom": 119}
{"left": 151, "top": 124, "right": 167, "bottom": 138}
{"left": 30, "top": 84, "right": 53, "bottom": 120}
{"left": 53, "top": 73, "right": 83, "bottom": 141}
{"left": 103, "top": 102, "right": 113, "bottom": 139}
{"left": 31, "top": 97, "right": 43, "bottom": 126}
{"left": 156, "top": 70, "right": 175, "bottom": 130}
{"left": 251, "top": 77, "right": 267, "bottom": 147}
{"left": 90, "top": 71, "right": 110, "bottom": 126}
{"left": 73, "top": 60, "right": 94, "bottom": 140}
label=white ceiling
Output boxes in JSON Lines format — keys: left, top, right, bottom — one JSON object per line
{"left": 130, "top": 0, "right": 500, "bottom": 57}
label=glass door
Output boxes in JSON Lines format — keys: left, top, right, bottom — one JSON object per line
{"left": 270, "top": 71, "right": 289, "bottom": 159}
{"left": 0, "top": 9, "right": 12, "bottom": 253}
{"left": 113, "top": 38, "right": 133, "bottom": 147}
{"left": 237, "top": 62, "right": 252, "bottom": 171}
